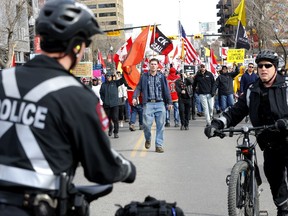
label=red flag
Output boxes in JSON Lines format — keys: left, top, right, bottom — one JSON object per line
{"left": 150, "top": 26, "right": 173, "bottom": 55}
{"left": 97, "top": 49, "right": 106, "bottom": 69}
{"left": 210, "top": 48, "right": 217, "bottom": 75}
{"left": 164, "top": 55, "right": 170, "bottom": 65}
{"left": 123, "top": 65, "right": 141, "bottom": 90}
{"left": 122, "top": 26, "right": 150, "bottom": 68}
{"left": 172, "top": 45, "right": 178, "bottom": 60}
{"left": 122, "top": 26, "right": 150, "bottom": 89}
{"left": 11, "top": 53, "right": 16, "bottom": 67}
{"left": 114, "top": 37, "right": 133, "bottom": 68}
{"left": 179, "top": 21, "right": 202, "bottom": 65}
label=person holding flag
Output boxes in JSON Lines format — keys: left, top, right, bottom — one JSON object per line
{"left": 132, "top": 58, "right": 173, "bottom": 153}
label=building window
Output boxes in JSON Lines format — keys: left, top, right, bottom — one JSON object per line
{"left": 98, "top": 3, "right": 116, "bottom": 8}
{"left": 99, "top": 12, "right": 116, "bottom": 17}
{"left": 87, "top": 4, "right": 97, "bottom": 9}
{"left": 101, "top": 21, "right": 117, "bottom": 26}
{"left": 17, "top": 28, "right": 26, "bottom": 41}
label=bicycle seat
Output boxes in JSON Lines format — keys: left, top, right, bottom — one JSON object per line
{"left": 76, "top": 184, "right": 113, "bottom": 202}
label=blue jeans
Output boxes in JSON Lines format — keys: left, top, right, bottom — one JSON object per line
{"left": 220, "top": 94, "right": 234, "bottom": 111}
{"left": 143, "top": 102, "right": 166, "bottom": 147}
{"left": 129, "top": 104, "right": 143, "bottom": 125}
{"left": 195, "top": 93, "right": 203, "bottom": 113}
{"left": 165, "top": 101, "right": 179, "bottom": 124}
{"left": 199, "top": 94, "right": 214, "bottom": 125}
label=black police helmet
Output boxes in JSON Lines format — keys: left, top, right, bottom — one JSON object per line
{"left": 36, "top": 0, "right": 103, "bottom": 53}
{"left": 255, "top": 50, "right": 279, "bottom": 68}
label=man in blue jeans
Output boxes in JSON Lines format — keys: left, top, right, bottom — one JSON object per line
{"left": 132, "top": 58, "right": 172, "bottom": 153}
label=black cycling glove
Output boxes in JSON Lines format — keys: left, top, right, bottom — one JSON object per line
{"left": 204, "top": 119, "right": 224, "bottom": 139}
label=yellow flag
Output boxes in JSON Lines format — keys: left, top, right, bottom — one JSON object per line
{"left": 204, "top": 47, "right": 210, "bottom": 57}
{"left": 225, "top": 0, "right": 246, "bottom": 27}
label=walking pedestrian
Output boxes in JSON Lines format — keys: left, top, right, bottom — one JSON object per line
{"left": 213, "top": 64, "right": 239, "bottom": 111}
{"left": 100, "top": 71, "right": 126, "bottom": 138}
{"left": 240, "top": 62, "right": 258, "bottom": 94}
{"left": 175, "top": 72, "right": 194, "bottom": 130}
{"left": 132, "top": 58, "right": 172, "bottom": 153}
{"left": 165, "top": 66, "right": 180, "bottom": 127}
{"left": 193, "top": 64, "right": 216, "bottom": 126}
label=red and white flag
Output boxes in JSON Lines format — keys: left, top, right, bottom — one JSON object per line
{"left": 142, "top": 57, "right": 149, "bottom": 73}
{"left": 179, "top": 21, "right": 202, "bottom": 65}
{"left": 113, "top": 37, "right": 133, "bottom": 68}
{"left": 210, "top": 48, "right": 218, "bottom": 75}
{"left": 221, "top": 47, "right": 228, "bottom": 59}
{"left": 97, "top": 49, "right": 106, "bottom": 69}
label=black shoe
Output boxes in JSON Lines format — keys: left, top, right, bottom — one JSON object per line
{"left": 108, "top": 131, "right": 112, "bottom": 136}
{"left": 192, "top": 115, "right": 196, "bottom": 120}
{"left": 180, "top": 125, "right": 185, "bottom": 130}
{"left": 114, "top": 133, "right": 119, "bottom": 138}
{"left": 145, "top": 140, "right": 151, "bottom": 149}
{"left": 165, "top": 123, "right": 170, "bottom": 127}
{"left": 185, "top": 126, "right": 189, "bottom": 130}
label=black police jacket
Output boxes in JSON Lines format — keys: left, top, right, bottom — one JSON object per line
{"left": 0, "top": 55, "right": 135, "bottom": 191}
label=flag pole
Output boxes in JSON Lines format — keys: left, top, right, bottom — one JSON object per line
{"left": 234, "top": 20, "right": 241, "bottom": 48}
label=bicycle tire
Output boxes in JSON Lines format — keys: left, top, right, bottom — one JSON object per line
{"left": 227, "top": 161, "right": 259, "bottom": 216}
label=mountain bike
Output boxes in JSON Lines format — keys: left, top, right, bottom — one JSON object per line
{"left": 214, "top": 124, "right": 274, "bottom": 216}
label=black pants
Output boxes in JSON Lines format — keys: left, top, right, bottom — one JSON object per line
{"left": 104, "top": 106, "right": 119, "bottom": 134}
{"left": 0, "top": 204, "right": 31, "bottom": 216}
{"left": 264, "top": 145, "right": 288, "bottom": 206}
{"left": 178, "top": 99, "right": 191, "bottom": 127}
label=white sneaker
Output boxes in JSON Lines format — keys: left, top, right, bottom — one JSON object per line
{"left": 119, "top": 121, "right": 123, "bottom": 127}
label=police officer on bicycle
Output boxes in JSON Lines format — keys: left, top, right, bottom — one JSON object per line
{"left": 205, "top": 50, "right": 288, "bottom": 215}
{"left": 0, "top": 1, "right": 136, "bottom": 215}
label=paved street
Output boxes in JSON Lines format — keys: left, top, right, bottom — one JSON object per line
{"left": 74, "top": 115, "right": 277, "bottom": 216}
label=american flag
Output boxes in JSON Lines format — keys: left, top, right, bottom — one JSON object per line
{"left": 179, "top": 21, "right": 202, "bottom": 65}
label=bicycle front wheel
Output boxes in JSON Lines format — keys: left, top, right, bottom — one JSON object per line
{"left": 227, "top": 161, "right": 259, "bottom": 216}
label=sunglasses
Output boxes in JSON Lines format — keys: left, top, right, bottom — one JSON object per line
{"left": 248, "top": 66, "right": 254, "bottom": 68}
{"left": 257, "top": 64, "right": 273, "bottom": 69}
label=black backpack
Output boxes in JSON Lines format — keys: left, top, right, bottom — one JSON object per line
{"left": 115, "top": 196, "right": 185, "bottom": 216}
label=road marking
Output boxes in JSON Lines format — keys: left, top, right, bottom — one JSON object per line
{"left": 131, "top": 124, "right": 156, "bottom": 157}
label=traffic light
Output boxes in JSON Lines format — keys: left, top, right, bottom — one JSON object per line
{"left": 216, "top": 0, "right": 231, "bottom": 34}
{"left": 193, "top": 34, "right": 203, "bottom": 40}
{"left": 167, "top": 35, "right": 178, "bottom": 40}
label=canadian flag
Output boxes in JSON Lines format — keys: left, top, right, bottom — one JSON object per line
{"left": 221, "top": 47, "right": 228, "bottom": 59}
{"left": 114, "top": 37, "right": 133, "bottom": 68}
{"left": 142, "top": 57, "right": 149, "bottom": 73}
{"left": 210, "top": 48, "right": 218, "bottom": 75}
{"left": 97, "top": 49, "right": 106, "bottom": 69}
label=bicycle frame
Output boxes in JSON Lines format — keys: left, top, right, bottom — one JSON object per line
{"left": 235, "top": 128, "right": 258, "bottom": 213}
{"left": 218, "top": 125, "right": 274, "bottom": 216}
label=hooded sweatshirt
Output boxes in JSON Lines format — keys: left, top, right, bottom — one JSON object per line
{"left": 167, "top": 67, "right": 180, "bottom": 101}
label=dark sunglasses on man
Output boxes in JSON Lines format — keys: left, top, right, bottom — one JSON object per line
{"left": 258, "top": 63, "right": 273, "bottom": 69}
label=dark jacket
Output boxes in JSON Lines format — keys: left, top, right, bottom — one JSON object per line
{"left": 175, "top": 76, "right": 194, "bottom": 99}
{"left": 240, "top": 70, "right": 258, "bottom": 93}
{"left": 218, "top": 74, "right": 288, "bottom": 147}
{"left": 214, "top": 67, "right": 239, "bottom": 96}
{"left": 0, "top": 55, "right": 135, "bottom": 191}
{"left": 133, "top": 72, "right": 172, "bottom": 105}
{"left": 100, "top": 77, "right": 126, "bottom": 108}
{"left": 193, "top": 70, "right": 215, "bottom": 95}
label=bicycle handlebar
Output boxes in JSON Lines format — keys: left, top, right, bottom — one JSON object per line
{"left": 214, "top": 124, "right": 275, "bottom": 138}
